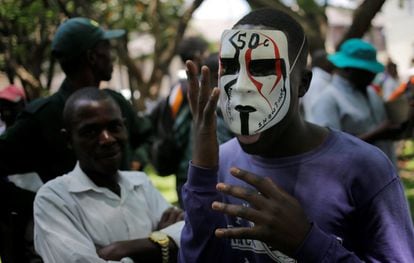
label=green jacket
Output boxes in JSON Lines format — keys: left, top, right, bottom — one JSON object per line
{"left": 0, "top": 79, "right": 153, "bottom": 182}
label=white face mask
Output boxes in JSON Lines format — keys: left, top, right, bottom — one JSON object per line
{"left": 219, "top": 29, "right": 292, "bottom": 136}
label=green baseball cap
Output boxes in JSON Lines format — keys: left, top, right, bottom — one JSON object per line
{"left": 52, "top": 17, "right": 125, "bottom": 59}
{"left": 328, "top": 38, "right": 384, "bottom": 73}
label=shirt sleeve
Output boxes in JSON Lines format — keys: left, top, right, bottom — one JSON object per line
{"left": 178, "top": 163, "right": 230, "bottom": 263}
{"left": 34, "top": 185, "right": 122, "bottom": 263}
{"left": 295, "top": 178, "right": 414, "bottom": 262}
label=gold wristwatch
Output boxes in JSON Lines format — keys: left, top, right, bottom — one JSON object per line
{"left": 149, "top": 231, "right": 169, "bottom": 263}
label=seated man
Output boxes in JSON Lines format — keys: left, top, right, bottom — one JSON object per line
{"left": 34, "top": 88, "right": 183, "bottom": 263}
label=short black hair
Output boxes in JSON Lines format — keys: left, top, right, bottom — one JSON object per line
{"left": 177, "top": 36, "right": 208, "bottom": 63}
{"left": 234, "top": 8, "right": 308, "bottom": 70}
{"left": 63, "top": 87, "right": 118, "bottom": 130}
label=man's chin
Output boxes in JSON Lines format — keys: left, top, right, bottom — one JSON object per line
{"left": 237, "top": 133, "right": 261, "bottom": 145}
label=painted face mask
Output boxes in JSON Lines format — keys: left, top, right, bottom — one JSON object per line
{"left": 219, "top": 29, "right": 292, "bottom": 136}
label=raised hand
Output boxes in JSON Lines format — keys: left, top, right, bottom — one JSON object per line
{"left": 186, "top": 60, "right": 220, "bottom": 168}
{"left": 211, "top": 167, "right": 311, "bottom": 256}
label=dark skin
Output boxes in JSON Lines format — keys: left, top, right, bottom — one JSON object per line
{"left": 64, "top": 41, "right": 112, "bottom": 92}
{"left": 185, "top": 24, "right": 330, "bottom": 256}
{"left": 62, "top": 98, "right": 183, "bottom": 262}
{"left": 64, "top": 40, "right": 144, "bottom": 171}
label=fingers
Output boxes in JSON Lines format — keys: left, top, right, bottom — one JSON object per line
{"left": 229, "top": 167, "right": 285, "bottom": 200}
{"left": 185, "top": 61, "right": 220, "bottom": 123}
{"left": 211, "top": 201, "right": 269, "bottom": 225}
{"left": 215, "top": 226, "right": 258, "bottom": 241}
{"left": 158, "top": 207, "right": 183, "bottom": 229}
{"left": 186, "top": 60, "right": 200, "bottom": 116}
{"left": 216, "top": 182, "right": 265, "bottom": 210}
{"left": 204, "top": 87, "right": 220, "bottom": 124}
{"left": 198, "top": 66, "right": 213, "bottom": 117}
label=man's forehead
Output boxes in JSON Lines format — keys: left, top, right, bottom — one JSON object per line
{"left": 219, "top": 29, "right": 289, "bottom": 58}
{"left": 73, "top": 99, "right": 120, "bottom": 116}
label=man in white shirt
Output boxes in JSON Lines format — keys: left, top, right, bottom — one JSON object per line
{"left": 301, "top": 49, "right": 334, "bottom": 121}
{"left": 34, "top": 87, "right": 183, "bottom": 263}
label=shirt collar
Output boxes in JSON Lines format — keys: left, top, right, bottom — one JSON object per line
{"left": 67, "top": 162, "right": 147, "bottom": 193}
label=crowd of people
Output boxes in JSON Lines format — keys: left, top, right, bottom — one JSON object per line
{"left": 1, "top": 7, "right": 414, "bottom": 263}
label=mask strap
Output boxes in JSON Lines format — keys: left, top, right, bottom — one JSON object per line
{"left": 289, "top": 35, "right": 306, "bottom": 74}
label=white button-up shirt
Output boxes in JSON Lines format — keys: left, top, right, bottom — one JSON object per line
{"left": 34, "top": 163, "right": 183, "bottom": 263}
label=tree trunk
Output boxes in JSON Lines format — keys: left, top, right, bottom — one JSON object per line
{"left": 336, "top": 0, "right": 387, "bottom": 50}
{"left": 245, "top": 0, "right": 327, "bottom": 53}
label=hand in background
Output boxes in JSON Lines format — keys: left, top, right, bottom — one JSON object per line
{"left": 157, "top": 207, "right": 184, "bottom": 230}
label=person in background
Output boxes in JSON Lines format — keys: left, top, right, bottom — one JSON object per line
{"left": 310, "top": 38, "right": 397, "bottom": 164}
{"left": 0, "top": 17, "right": 152, "bottom": 184}
{"left": 179, "top": 8, "right": 414, "bottom": 262}
{"left": 387, "top": 66, "right": 414, "bottom": 102}
{"left": 150, "top": 36, "right": 209, "bottom": 208}
{"left": 301, "top": 49, "right": 334, "bottom": 121}
{"left": 0, "top": 84, "right": 26, "bottom": 132}
{"left": 371, "top": 59, "right": 399, "bottom": 101}
{"left": 0, "top": 84, "right": 40, "bottom": 263}
{"left": 34, "top": 88, "right": 183, "bottom": 263}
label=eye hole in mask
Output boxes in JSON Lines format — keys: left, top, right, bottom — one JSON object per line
{"left": 248, "top": 59, "right": 279, "bottom": 77}
{"left": 249, "top": 58, "right": 287, "bottom": 80}
{"left": 220, "top": 58, "right": 240, "bottom": 75}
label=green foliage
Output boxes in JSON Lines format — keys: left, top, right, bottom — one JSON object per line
{"left": 397, "top": 139, "right": 414, "bottom": 223}
{"left": 0, "top": 0, "right": 192, "bottom": 99}
{"left": 145, "top": 164, "right": 178, "bottom": 205}
{"left": 0, "top": 0, "right": 61, "bottom": 94}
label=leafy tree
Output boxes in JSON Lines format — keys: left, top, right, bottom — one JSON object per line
{"left": 245, "top": 0, "right": 328, "bottom": 53}
{"left": 0, "top": 0, "right": 204, "bottom": 111}
{"left": 1, "top": 0, "right": 400, "bottom": 109}
{"left": 0, "top": 0, "right": 61, "bottom": 99}
{"left": 245, "top": 0, "right": 390, "bottom": 54}
{"left": 337, "top": 0, "right": 386, "bottom": 49}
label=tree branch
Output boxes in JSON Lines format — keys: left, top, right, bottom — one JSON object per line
{"left": 336, "top": 0, "right": 386, "bottom": 49}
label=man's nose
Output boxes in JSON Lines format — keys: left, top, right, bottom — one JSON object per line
{"left": 235, "top": 70, "right": 258, "bottom": 94}
{"left": 99, "top": 129, "right": 115, "bottom": 144}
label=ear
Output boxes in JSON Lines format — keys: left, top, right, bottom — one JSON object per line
{"left": 61, "top": 128, "right": 72, "bottom": 149}
{"left": 298, "top": 69, "right": 312, "bottom": 98}
{"left": 86, "top": 49, "right": 96, "bottom": 65}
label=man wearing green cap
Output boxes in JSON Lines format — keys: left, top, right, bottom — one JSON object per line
{"left": 0, "top": 17, "right": 152, "bottom": 182}
{"left": 309, "top": 38, "right": 397, "bottom": 163}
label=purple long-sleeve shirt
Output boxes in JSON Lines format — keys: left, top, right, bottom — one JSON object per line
{"left": 179, "top": 130, "right": 414, "bottom": 262}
